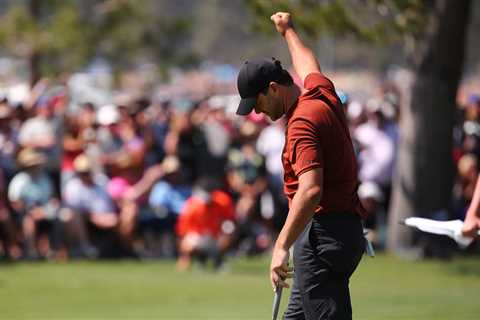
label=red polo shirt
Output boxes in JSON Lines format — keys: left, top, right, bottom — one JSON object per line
{"left": 282, "top": 72, "right": 364, "bottom": 217}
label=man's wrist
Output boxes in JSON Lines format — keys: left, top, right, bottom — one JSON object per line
{"left": 274, "top": 238, "right": 289, "bottom": 251}
{"left": 465, "top": 211, "right": 479, "bottom": 221}
{"left": 283, "top": 27, "right": 295, "bottom": 37}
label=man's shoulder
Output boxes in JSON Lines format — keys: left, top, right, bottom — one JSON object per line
{"left": 20, "top": 117, "right": 51, "bottom": 131}
{"left": 291, "top": 97, "right": 332, "bottom": 125}
{"left": 9, "top": 172, "right": 29, "bottom": 187}
{"left": 303, "top": 72, "right": 336, "bottom": 92}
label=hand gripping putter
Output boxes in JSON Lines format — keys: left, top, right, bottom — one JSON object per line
{"left": 272, "top": 247, "right": 293, "bottom": 320}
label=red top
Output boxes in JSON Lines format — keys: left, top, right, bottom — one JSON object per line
{"left": 282, "top": 72, "right": 364, "bottom": 217}
{"left": 176, "top": 190, "right": 235, "bottom": 239}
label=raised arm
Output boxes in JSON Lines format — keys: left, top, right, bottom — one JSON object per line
{"left": 271, "top": 12, "right": 321, "bottom": 84}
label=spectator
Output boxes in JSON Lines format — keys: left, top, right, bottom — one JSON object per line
{"left": 145, "top": 101, "right": 171, "bottom": 166}
{"left": 164, "top": 106, "right": 210, "bottom": 184}
{"left": 17, "top": 97, "right": 62, "bottom": 194}
{"left": 460, "top": 96, "right": 480, "bottom": 157}
{"left": 227, "top": 123, "right": 271, "bottom": 255}
{"left": 0, "top": 168, "right": 21, "bottom": 260}
{"left": 354, "top": 98, "right": 397, "bottom": 208}
{"left": 256, "top": 118, "right": 288, "bottom": 232}
{"left": 61, "top": 113, "right": 86, "bottom": 186}
{"left": 63, "top": 154, "right": 124, "bottom": 257}
{"left": 176, "top": 179, "right": 235, "bottom": 271}
{"left": 146, "top": 156, "right": 192, "bottom": 257}
{"left": 0, "top": 101, "right": 19, "bottom": 180}
{"left": 358, "top": 181, "right": 385, "bottom": 247}
{"left": 453, "top": 153, "right": 479, "bottom": 219}
{"left": 8, "top": 148, "right": 60, "bottom": 259}
{"left": 148, "top": 156, "right": 192, "bottom": 219}
{"left": 200, "top": 102, "right": 233, "bottom": 179}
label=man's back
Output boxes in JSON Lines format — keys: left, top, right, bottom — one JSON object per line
{"left": 282, "top": 72, "right": 360, "bottom": 215}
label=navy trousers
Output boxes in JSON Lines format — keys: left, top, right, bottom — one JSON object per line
{"left": 284, "top": 212, "right": 365, "bottom": 320}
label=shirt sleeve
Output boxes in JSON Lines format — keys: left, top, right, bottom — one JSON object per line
{"left": 148, "top": 182, "right": 169, "bottom": 208}
{"left": 63, "top": 179, "right": 82, "bottom": 209}
{"left": 8, "top": 174, "right": 27, "bottom": 202}
{"left": 287, "top": 118, "right": 324, "bottom": 177}
{"left": 176, "top": 198, "right": 196, "bottom": 237}
{"left": 88, "top": 189, "right": 115, "bottom": 214}
{"left": 304, "top": 72, "right": 336, "bottom": 93}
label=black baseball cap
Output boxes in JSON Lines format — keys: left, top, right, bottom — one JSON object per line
{"left": 236, "top": 57, "right": 285, "bottom": 115}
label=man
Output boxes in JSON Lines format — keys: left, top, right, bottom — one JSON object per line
{"left": 63, "top": 154, "right": 119, "bottom": 256}
{"left": 175, "top": 178, "right": 235, "bottom": 271}
{"left": 8, "top": 148, "right": 60, "bottom": 259}
{"left": 236, "top": 12, "right": 365, "bottom": 319}
{"left": 147, "top": 155, "right": 192, "bottom": 257}
{"left": 18, "top": 96, "right": 62, "bottom": 193}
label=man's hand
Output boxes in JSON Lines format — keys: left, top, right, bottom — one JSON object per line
{"left": 270, "top": 12, "right": 294, "bottom": 36}
{"left": 270, "top": 11, "right": 321, "bottom": 82}
{"left": 270, "top": 245, "right": 293, "bottom": 291}
{"left": 462, "top": 214, "right": 480, "bottom": 238}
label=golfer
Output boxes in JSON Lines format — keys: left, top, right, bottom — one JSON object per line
{"left": 236, "top": 12, "right": 365, "bottom": 319}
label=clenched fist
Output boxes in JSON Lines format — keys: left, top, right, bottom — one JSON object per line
{"left": 462, "top": 215, "right": 480, "bottom": 238}
{"left": 270, "top": 12, "right": 294, "bottom": 36}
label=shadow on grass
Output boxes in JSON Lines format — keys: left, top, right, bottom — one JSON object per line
{"left": 443, "top": 253, "right": 480, "bottom": 277}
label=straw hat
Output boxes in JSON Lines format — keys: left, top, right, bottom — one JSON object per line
{"left": 73, "top": 154, "right": 92, "bottom": 173}
{"left": 17, "top": 148, "right": 46, "bottom": 168}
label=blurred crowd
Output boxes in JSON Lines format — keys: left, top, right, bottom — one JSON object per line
{"left": 0, "top": 79, "right": 288, "bottom": 270}
{"left": 453, "top": 95, "right": 480, "bottom": 222}
{"left": 0, "top": 77, "right": 478, "bottom": 268}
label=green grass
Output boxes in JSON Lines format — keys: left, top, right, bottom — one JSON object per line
{"left": 1, "top": 254, "right": 480, "bottom": 319}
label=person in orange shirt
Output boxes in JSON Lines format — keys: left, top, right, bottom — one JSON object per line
{"left": 176, "top": 179, "right": 236, "bottom": 271}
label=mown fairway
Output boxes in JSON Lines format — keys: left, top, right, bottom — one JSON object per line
{"left": 1, "top": 254, "right": 479, "bottom": 319}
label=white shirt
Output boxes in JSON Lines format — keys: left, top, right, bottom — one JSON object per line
{"left": 63, "top": 177, "right": 114, "bottom": 214}
{"left": 18, "top": 117, "right": 54, "bottom": 145}
{"left": 354, "top": 121, "right": 395, "bottom": 186}
{"left": 256, "top": 124, "right": 285, "bottom": 176}
{"left": 8, "top": 171, "right": 53, "bottom": 206}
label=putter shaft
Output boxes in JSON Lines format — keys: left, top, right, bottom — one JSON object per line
{"left": 272, "top": 285, "right": 283, "bottom": 320}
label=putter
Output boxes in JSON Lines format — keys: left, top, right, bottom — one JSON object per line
{"left": 272, "top": 285, "right": 283, "bottom": 320}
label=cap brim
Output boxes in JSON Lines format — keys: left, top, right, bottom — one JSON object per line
{"left": 236, "top": 97, "right": 257, "bottom": 115}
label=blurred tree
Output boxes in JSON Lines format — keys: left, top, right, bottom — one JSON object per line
{"left": 0, "top": 0, "right": 89, "bottom": 86}
{"left": 88, "top": 0, "right": 196, "bottom": 79}
{"left": 246, "top": 0, "right": 472, "bottom": 257}
{"left": 0, "top": 0, "right": 196, "bottom": 87}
